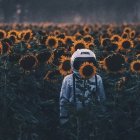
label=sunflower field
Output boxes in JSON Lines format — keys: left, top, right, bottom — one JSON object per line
{"left": 0, "top": 23, "right": 140, "bottom": 140}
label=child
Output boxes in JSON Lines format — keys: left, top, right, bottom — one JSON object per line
{"left": 59, "top": 49, "right": 106, "bottom": 125}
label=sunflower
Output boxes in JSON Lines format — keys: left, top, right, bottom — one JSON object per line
{"left": 74, "top": 32, "right": 83, "bottom": 40}
{"left": 129, "top": 30, "right": 136, "bottom": 39}
{"left": 22, "top": 30, "right": 33, "bottom": 42}
{"left": 121, "top": 32, "right": 129, "bottom": 39}
{"left": 64, "top": 36, "right": 74, "bottom": 46}
{"left": 57, "top": 38, "right": 65, "bottom": 48}
{"left": 130, "top": 60, "right": 140, "bottom": 73}
{"left": 79, "top": 62, "right": 96, "bottom": 79}
{"left": 101, "top": 38, "right": 111, "bottom": 47}
{"left": 36, "top": 50, "right": 53, "bottom": 64}
{"left": 123, "top": 27, "right": 132, "bottom": 34}
{"left": 104, "top": 53, "right": 125, "bottom": 73}
{"left": 0, "top": 40, "right": 11, "bottom": 54}
{"left": 107, "top": 27, "right": 113, "bottom": 35}
{"left": 71, "top": 40, "right": 87, "bottom": 53}
{"left": 59, "top": 56, "right": 72, "bottom": 76}
{"left": 7, "top": 30, "right": 18, "bottom": 37}
{"left": 110, "top": 35, "right": 121, "bottom": 42}
{"left": 46, "top": 36, "right": 58, "bottom": 48}
{"left": 44, "top": 70, "right": 61, "bottom": 83}
{"left": 0, "top": 30, "right": 6, "bottom": 39}
{"left": 8, "top": 35, "right": 18, "bottom": 44}
{"left": 83, "top": 35, "right": 94, "bottom": 44}
{"left": 18, "top": 30, "right": 25, "bottom": 40}
{"left": 119, "top": 39, "right": 134, "bottom": 51}
{"left": 83, "top": 26, "right": 91, "bottom": 34}
{"left": 19, "top": 55, "right": 38, "bottom": 71}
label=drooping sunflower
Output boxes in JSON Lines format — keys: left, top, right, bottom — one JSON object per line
{"left": 19, "top": 55, "right": 38, "bottom": 71}
{"left": 0, "top": 30, "right": 6, "bottom": 39}
{"left": 46, "top": 36, "right": 58, "bottom": 48}
{"left": 44, "top": 70, "right": 61, "bottom": 83}
{"left": 36, "top": 50, "right": 53, "bottom": 64}
{"left": 52, "top": 48, "right": 66, "bottom": 66}
{"left": 119, "top": 39, "right": 134, "bottom": 51}
{"left": 104, "top": 53, "right": 125, "bottom": 73}
{"left": 59, "top": 56, "right": 72, "bottom": 76}
{"left": 71, "top": 40, "right": 87, "bottom": 53}
{"left": 79, "top": 62, "right": 96, "bottom": 79}
{"left": 130, "top": 60, "right": 140, "bottom": 73}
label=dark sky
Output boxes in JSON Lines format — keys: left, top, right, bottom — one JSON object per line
{"left": 0, "top": 0, "right": 139, "bottom": 23}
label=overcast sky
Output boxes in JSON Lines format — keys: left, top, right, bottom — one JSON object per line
{"left": 0, "top": 0, "right": 139, "bottom": 23}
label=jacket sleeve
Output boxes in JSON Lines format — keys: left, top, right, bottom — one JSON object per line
{"left": 59, "top": 76, "right": 71, "bottom": 119}
{"left": 97, "top": 75, "right": 106, "bottom": 103}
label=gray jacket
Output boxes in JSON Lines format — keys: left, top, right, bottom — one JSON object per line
{"left": 59, "top": 73, "right": 106, "bottom": 120}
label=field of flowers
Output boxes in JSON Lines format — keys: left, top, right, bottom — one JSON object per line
{"left": 0, "top": 23, "right": 140, "bottom": 140}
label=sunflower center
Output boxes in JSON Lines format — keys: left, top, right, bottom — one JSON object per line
{"left": 84, "top": 37, "right": 91, "bottom": 42}
{"left": 20, "top": 56, "right": 37, "bottom": 70}
{"left": 122, "top": 41, "right": 131, "bottom": 49}
{"left": 114, "top": 37, "right": 119, "bottom": 42}
{"left": 48, "top": 39, "right": 56, "bottom": 46}
{"left": 82, "top": 65, "right": 94, "bottom": 78}
{"left": 75, "top": 43, "right": 85, "bottom": 50}
{"left": 24, "top": 32, "right": 31, "bottom": 40}
{"left": 105, "top": 54, "right": 125, "bottom": 72}
{"left": 133, "top": 63, "right": 140, "bottom": 71}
